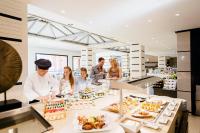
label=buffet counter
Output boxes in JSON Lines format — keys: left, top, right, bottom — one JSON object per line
{"left": 31, "top": 85, "right": 183, "bottom": 133}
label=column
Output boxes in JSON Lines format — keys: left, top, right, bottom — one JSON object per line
{"left": 80, "top": 48, "right": 93, "bottom": 74}
{"left": 129, "top": 44, "right": 145, "bottom": 78}
{"left": 121, "top": 53, "right": 129, "bottom": 78}
{"left": 176, "top": 31, "right": 191, "bottom": 112}
{"left": 158, "top": 56, "right": 167, "bottom": 69}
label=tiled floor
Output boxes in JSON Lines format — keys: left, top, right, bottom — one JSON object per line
{"left": 188, "top": 114, "right": 200, "bottom": 133}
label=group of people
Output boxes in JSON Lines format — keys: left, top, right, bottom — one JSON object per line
{"left": 23, "top": 57, "right": 122, "bottom": 104}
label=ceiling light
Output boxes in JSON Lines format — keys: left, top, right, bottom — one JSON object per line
{"left": 151, "top": 37, "right": 155, "bottom": 40}
{"left": 60, "top": 10, "right": 66, "bottom": 14}
{"left": 175, "top": 13, "right": 180, "bottom": 16}
{"left": 147, "top": 19, "right": 152, "bottom": 23}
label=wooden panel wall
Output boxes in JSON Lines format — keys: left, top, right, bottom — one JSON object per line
{"left": 0, "top": 0, "right": 28, "bottom": 102}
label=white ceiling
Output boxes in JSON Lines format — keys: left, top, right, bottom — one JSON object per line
{"left": 28, "top": 0, "right": 200, "bottom": 56}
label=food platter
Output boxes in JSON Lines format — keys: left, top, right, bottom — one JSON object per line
{"left": 73, "top": 113, "right": 114, "bottom": 132}
{"left": 105, "top": 96, "right": 141, "bottom": 114}
{"left": 79, "top": 88, "right": 94, "bottom": 99}
{"left": 43, "top": 99, "right": 66, "bottom": 120}
{"left": 131, "top": 111, "right": 154, "bottom": 118}
{"left": 105, "top": 95, "right": 169, "bottom": 123}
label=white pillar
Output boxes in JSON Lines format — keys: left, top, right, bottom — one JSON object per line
{"left": 129, "top": 44, "right": 145, "bottom": 78}
{"left": 122, "top": 53, "right": 129, "bottom": 78}
{"left": 158, "top": 56, "right": 167, "bottom": 69}
{"left": 80, "top": 48, "right": 93, "bottom": 74}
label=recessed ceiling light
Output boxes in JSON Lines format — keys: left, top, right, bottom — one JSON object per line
{"left": 147, "top": 19, "right": 152, "bottom": 23}
{"left": 175, "top": 13, "right": 180, "bottom": 16}
{"left": 60, "top": 10, "right": 66, "bottom": 14}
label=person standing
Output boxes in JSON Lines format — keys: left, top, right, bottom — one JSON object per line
{"left": 90, "top": 57, "right": 106, "bottom": 83}
{"left": 59, "top": 66, "right": 75, "bottom": 95}
{"left": 23, "top": 59, "right": 58, "bottom": 104}
{"left": 108, "top": 58, "right": 122, "bottom": 79}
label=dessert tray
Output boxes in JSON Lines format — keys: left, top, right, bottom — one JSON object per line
{"left": 44, "top": 99, "right": 66, "bottom": 120}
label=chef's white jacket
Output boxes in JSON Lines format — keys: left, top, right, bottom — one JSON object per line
{"left": 23, "top": 72, "right": 59, "bottom": 101}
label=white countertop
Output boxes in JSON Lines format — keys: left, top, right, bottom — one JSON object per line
{"left": 32, "top": 87, "right": 182, "bottom": 133}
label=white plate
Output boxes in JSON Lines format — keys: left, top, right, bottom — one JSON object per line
{"left": 73, "top": 114, "right": 114, "bottom": 132}
{"left": 142, "top": 122, "right": 160, "bottom": 130}
{"left": 164, "top": 110, "right": 172, "bottom": 117}
{"left": 119, "top": 119, "right": 141, "bottom": 133}
{"left": 159, "top": 117, "right": 169, "bottom": 124}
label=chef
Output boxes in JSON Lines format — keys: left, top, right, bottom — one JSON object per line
{"left": 23, "top": 59, "right": 59, "bottom": 104}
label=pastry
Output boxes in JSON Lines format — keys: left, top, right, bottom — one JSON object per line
{"left": 82, "top": 122, "right": 94, "bottom": 130}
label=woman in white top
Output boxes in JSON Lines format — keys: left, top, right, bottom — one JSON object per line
{"left": 75, "top": 67, "right": 91, "bottom": 92}
{"left": 59, "top": 66, "right": 74, "bottom": 95}
{"left": 24, "top": 59, "right": 58, "bottom": 103}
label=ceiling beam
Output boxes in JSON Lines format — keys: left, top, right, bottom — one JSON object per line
{"left": 27, "top": 14, "right": 131, "bottom": 47}
{"left": 55, "top": 31, "right": 85, "bottom": 41}
{"left": 28, "top": 19, "right": 38, "bottom": 31}
{"left": 49, "top": 23, "right": 68, "bottom": 36}
{"left": 77, "top": 34, "right": 89, "bottom": 42}
{"left": 37, "top": 22, "right": 49, "bottom": 34}
{"left": 89, "top": 34, "right": 99, "bottom": 43}
{"left": 63, "top": 26, "right": 75, "bottom": 34}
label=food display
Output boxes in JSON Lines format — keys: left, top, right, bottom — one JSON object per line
{"left": 83, "top": 88, "right": 93, "bottom": 94}
{"left": 141, "top": 101, "right": 162, "bottom": 112}
{"left": 44, "top": 99, "right": 66, "bottom": 120}
{"left": 95, "top": 91, "right": 105, "bottom": 97}
{"left": 76, "top": 115, "right": 107, "bottom": 131}
{"left": 66, "top": 99, "right": 95, "bottom": 110}
{"left": 106, "top": 97, "right": 139, "bottom": 113}
{"left": 79, "top": 87, "right": 94, "bottom": 99}
{"left": 106, "top": 103, "right": 122, "bottom": 113}
{"left": 123, "top": 97, "right": 139, "bottom": 107}
{"left": 131, "top": 111, "right": 153, "bottom": 118}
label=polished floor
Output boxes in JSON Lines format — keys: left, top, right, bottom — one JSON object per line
{"left": 188, "top": 114, "right": 200, "bottom": 133}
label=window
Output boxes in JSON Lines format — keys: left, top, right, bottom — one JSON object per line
{"left": 35, "top": 53, "right": 68, "bottom": 75}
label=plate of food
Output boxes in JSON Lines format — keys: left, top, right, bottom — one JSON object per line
{"left": 106, "top": 103, "right": 120, "bottom": 113}
{"left": 79, "top": 88, "right": 94, "bottom": 100}
{"left": 105, "top": 97, "right": 138, "bottom": 114}
{"left": 74, "top": 113, "right": 113, "bottom": 132}
{"left": 131, "top": 111, "right": 153, "bottom": 118}
{"left": 106, "top": 103, "right": 131, "bottom": 114}
{"left": 141, "top": 102, "right": 162, "bottom": 113}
